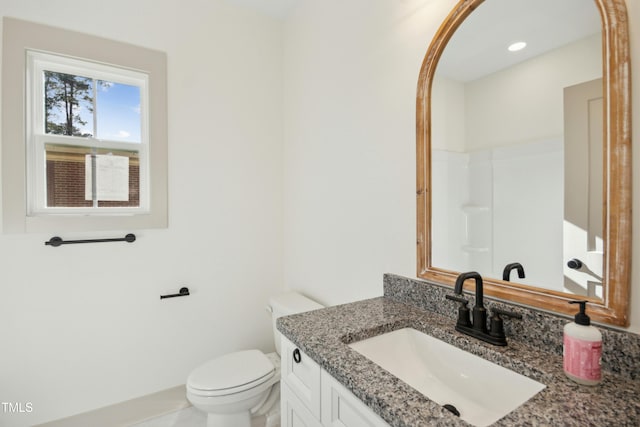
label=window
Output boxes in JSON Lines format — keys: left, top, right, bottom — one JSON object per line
{"left": 2, "top": 17, "right": 167, "bottom": 233}
{"left": 27, "top": 51, "right": 149, "bottom": 215}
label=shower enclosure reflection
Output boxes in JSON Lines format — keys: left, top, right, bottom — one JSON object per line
{"left": 430, "top": 0, "right": 602, "bottom": 297}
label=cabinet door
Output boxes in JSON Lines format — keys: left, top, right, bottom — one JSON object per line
{"left": 281, "top": 336, "right": 322, "bottom": 418}
{"left": 281, "top": 381, "right": 323, "bottom": 427}
{"left": 321, "top": 370, "right": 389, "bottom": 427}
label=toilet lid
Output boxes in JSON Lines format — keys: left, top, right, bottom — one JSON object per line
{"left": 188, "top": 350, "right": 275, "bottom": 394}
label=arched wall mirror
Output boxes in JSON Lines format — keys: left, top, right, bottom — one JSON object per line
{"left": 416, "top": 0, "right": 631, "bottom": 325}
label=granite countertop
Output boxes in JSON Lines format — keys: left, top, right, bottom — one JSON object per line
{"left": 277, "top": 296, "right": 640, "bottom": 427}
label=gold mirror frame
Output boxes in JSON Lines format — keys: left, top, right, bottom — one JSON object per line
{"left": 417, "top": 0, "right": 631, "bottom": 326}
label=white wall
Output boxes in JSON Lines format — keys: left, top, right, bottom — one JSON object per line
{"left": 0, "top": 1, "right": 284, "bottom": 426}
{"left": 282, "top": 0, "right": 451, "bottom": 306}
{"left": 282, "top": 0, "right": 640, "bottom": 332}
{"left": 465, "top": 34, "right": 601, "bottom": 151}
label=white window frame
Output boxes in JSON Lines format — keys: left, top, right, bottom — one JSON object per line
{"left": 26, "top": 51, "right": 151, "bottom": 216}
{"left": 1, "top": 17, "right": 168, "bottom": 233}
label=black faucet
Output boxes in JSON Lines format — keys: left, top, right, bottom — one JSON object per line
{"left": 503, "top": 262, "right": 525, "bottom": 281}
{"left": 454, "top": 271, "right": 487, "bottom": 333}
{"left": 446, "top": 271, "right": 522, "bottom": 346}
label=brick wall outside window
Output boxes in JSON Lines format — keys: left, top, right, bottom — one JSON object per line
{"left": 46, "top": 158, "right": 140, "bottom": 208}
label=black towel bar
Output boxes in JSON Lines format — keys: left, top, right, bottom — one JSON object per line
{"left": 45, "top": 233, "right": 136, "bottom": 247}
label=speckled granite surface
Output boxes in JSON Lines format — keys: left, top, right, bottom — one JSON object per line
{"left": 384, "top": 274, "right": 640, "bottom": 380}
{"left": 277, "top": 274, "right": 640, "bottom": 427}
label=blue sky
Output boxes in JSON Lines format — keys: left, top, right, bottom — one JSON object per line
{"left": 96, "top": 81, "right": 141, "bottom": 143}
{"left": 46, "top": 73, "right": 141, "bottom": 143}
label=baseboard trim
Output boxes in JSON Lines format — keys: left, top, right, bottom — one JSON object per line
{"left": 35, "top": 385, "right": 191, "bottom": 427}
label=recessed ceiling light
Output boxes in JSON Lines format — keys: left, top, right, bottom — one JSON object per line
{"left": 508, "top": 41, "right": 527, "bottom": 52}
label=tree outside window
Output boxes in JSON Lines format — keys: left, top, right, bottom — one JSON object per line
{"left": 44, "top": 71, "right": 94, "bottom": 137}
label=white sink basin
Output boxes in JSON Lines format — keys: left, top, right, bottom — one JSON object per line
{"left": 348, "top": 328, "right": 545, "bottom": 427}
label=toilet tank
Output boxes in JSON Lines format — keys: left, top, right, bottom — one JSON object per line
{"left": 268, "top": 292, "right": 323, "bottom": 355}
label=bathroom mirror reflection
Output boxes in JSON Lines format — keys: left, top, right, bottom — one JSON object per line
{"left": 431, "top": 0, "right": 602, "bottom": 297}
{"left": 417, "top": 0, "right": 631, "bottom": 325}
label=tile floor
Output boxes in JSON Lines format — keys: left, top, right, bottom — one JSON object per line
{"left": 130, "top": 407, "right": 205, "bottom": 427}
{"left": 131, "top": 407, "right": 275, "bottom": 427}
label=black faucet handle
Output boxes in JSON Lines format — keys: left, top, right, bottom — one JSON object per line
{"left": 491, "top": 307, "right": 523, "bottom": 320}
{"left": 446, "top": 294, "right": 472, "bottom": 328}
{"left": 446, "top": 294, "right": 469, "bottom": 305}
{"left": 488, "top": 307, "right": 522, "bottom": 343}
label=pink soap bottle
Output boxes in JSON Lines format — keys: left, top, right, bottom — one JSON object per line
{"left": 563, "top": 300, "right": 602, "bottom": 385}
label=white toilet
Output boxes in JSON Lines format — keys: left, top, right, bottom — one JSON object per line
{"left": 186, "top": 292, "right": 323, "bottom": 427}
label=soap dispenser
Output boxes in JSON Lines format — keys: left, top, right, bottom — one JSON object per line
{"left": 563, "top": 300, "right": 602, "bottom": 385}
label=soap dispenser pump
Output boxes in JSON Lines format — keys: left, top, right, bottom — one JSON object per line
{"left": 563, "top": 300, "right": 602, "bottom": 385}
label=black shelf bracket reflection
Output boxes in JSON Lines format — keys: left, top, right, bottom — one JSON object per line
{"left": 45, "top": 233, "right": 136, "bottom": 247}
{"left": 160, "top": 287, "right": 190, "bottom": 300}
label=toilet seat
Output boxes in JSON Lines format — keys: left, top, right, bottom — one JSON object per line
{"left": 187, "top": 350, "right": 275, "bottom": 397}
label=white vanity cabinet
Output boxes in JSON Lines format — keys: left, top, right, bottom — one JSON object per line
{"left": 280, "top": 336, "right": 388, "bottom": 427}
{"left": 280, "top": 334, "right": 322, "bottom": 423}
